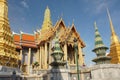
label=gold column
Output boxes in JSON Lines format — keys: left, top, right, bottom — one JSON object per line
{"left": 20, "top": 49, "right": 22, "bottom": 60}
{"left": 20, "top": 49, "right": 22, "bottom": 70}
{"left": 49, "top": 42, "right": 52, "bottom": 66}
{"left": 37, "top": 47, "right": 41, "bottom": 69}
{"left": 44, "top": 43, "right": 48, "bottom": 69}
{"left": 41, "top": 45, "right": 44, "bottom": 69}
{"left": 78, "top": 43, "right": 83, "bottom": 65}
{"left": 34, "top": 48, "right": 38, "bottom": 62}
{"left": 27, "top": 48, "right": 31, "bottom": 74}
{"left": 64, "top": 42, "right": 67, "bottom": 61}
{"left": 40, "top": 46, "right": 42, "bottom": 69}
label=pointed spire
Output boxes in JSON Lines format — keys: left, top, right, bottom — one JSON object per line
{"left": 107, "top": 8, "right": 119, "bottom": 44}
{"left": 107, "top": 8, "right": 115, "bottom": 35}
{"left": 92, "top": 22, "right": 111, "bottom": 64}
{"left": 41, "top": 6, "right": 52, "bottom": 31}
{"left": 94, "top": 22, "right": 104, "bottom": 48}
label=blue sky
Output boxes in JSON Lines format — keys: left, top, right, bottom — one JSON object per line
{"left": 8, "top": 0, "right": 120, "bottom": 66}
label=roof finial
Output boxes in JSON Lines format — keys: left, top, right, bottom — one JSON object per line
{"left": 94, "top": 21, "right": 98, "bottom": 30}
{"left": 20, "top": 30, "right": 23, "bottom": 34}
{"left": 72, "top": 19, "right": 74, "bottom": 25}
{"left": 59, "top": 13, "right": 63, "bottom": 20}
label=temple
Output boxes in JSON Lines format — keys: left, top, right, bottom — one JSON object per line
{"left": 0, "top": 0, "right": 20, "bottom": 67}
{"left": 1, "top": 0, "right": 120, "bottom": 80}
{"left": 13, "top": 7, "right": 86, "bottom": 74}
{"left": 107, "top": 9, "right": 120, "bottom": 64}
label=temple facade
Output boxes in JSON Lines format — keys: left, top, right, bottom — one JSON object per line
{"left": 107, "top": 9, "right": 120, "bottom": 64}
{"left": 13, "top": 7, "right": 86, "bottom": 74}
{"left": 0, "top": 0, "right": 20, "bottom": 68}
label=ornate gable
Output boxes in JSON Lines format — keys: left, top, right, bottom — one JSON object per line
{"left": 54, "top": 18, "right": 66, "bottom": 36}
{"left": 54, "top": 18, "right": 66, "bottom": 28}
{"left": 49, "top": 18, "right": 67, "bottom": 41}
{"left": 66, "top": 24, "right": 85, "bottom": 47}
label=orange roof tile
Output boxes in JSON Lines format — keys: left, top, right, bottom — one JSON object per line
{"left": 13, "top": 33, "right": 38, "bottom": 48}
{"left": 14, "top": 34, "right": 20, "bottom": 42}
{"left": 22, "top": 34, "right": 35, "bottom": 42}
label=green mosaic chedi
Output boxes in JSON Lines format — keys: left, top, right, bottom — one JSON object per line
{"left": 92, "top": 22, "right": 111, "bottom": 64}
{"left": 50, "top": 35, "right": 66, "bottom": 68}
{"left": 51, "top": 36, "right": 64, "bottom": 62}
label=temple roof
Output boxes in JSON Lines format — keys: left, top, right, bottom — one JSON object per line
{"left": 13, "top": 8, "right": 85, "bottom": 49}
{"left": 13, "top": 33, "right": 37, "bottom": 49}
{"left": 13, "top": 18, "right": 85, "bottom": 49}
{"left": 13, "top": 34, "right": 21, "bottom": 49}
{"left": 59, "top": 23, "right": 85, "bottom": 47}
{"left": 22, "top": 34, "right": 35, "bottom": 42}
{"left": 13, "top": 19, "right": 85, "bottom": 49}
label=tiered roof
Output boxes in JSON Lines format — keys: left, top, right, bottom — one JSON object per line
{"left": 13, "top": 7, "right": 85, "bottom": 49}
{"left": 13, "top": 33, "right": 37, "bottom": 49}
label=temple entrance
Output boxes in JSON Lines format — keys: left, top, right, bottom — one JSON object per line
{"left": 67, "top": 44, "right": 75, "bottom": 64}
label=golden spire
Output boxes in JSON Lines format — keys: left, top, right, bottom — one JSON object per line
{"left": 0, "top": 0, "right": 8, "bottom": 20}
{"left": 107, "top": 8, "right": 119, "bottom": 44}
{"left": 41, "top": 6, "right": 52, "bottom": 31}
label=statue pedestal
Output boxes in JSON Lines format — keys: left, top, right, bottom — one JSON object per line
{"left": 47, "top": 68, "right": 70, "bottom": 80}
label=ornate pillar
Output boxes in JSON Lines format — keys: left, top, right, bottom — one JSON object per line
{"left": 20, "top": 50, "right": 22, "bottom": 60}
{"left": 36, "top": 48, "right": 39, "bottom": 63}
{"left": 64, "top": 42, "right": 67, "bottom": 61}
{"left": 41, "top": 45, "right": 44, "bottom": 69}
{"left": 49, "top": 42, "right": 52, "bottom": 67}
{"left": 27, "top": 48, "right": 31, "bottom": 74}
{"left": 44, "top": 43, "right": 48, "bottom": 69}
{"left": 40, "top": 46, "right": 42, "bottom": 69}
{"left": 20, "top": 49, "right": 22, "bottom": 70}
{"left": 78, "top": 43, "right": 83, "bottom": 65}
{"left": 38, "top": 46, "right": 41, "bottom": 69}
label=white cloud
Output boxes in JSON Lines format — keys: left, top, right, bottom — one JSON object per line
{"left": 21, "top": 0, "right": 29, "bottom": 8}
{"left": 83, "top": 0, "right": 116, "bottom": 15}
{"left": 95, "top": 2, "right": 106, "bottom": 14}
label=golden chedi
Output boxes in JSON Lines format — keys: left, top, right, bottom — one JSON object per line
{"left": 107, "top": 9, "right": 120, "bottom": 64}
{"left": 0, "top": 0, "right": 20, "bottom": 67}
